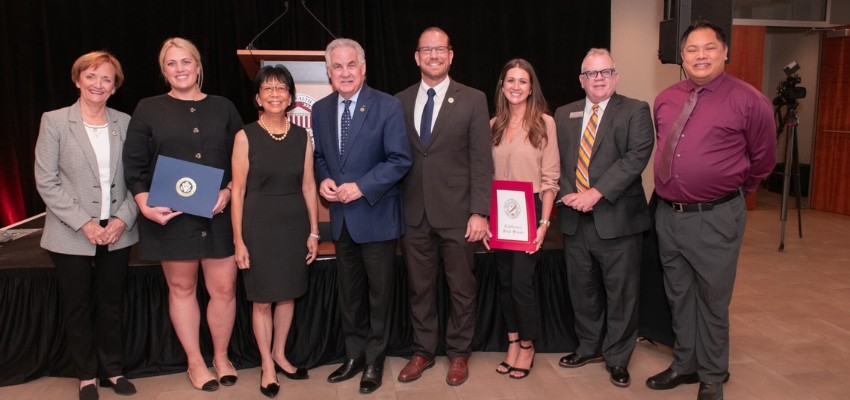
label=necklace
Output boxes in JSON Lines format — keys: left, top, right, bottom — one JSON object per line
{"left": 83, "top": 121, "right": 108, "bottom": 136}
{"left": 259, "top": 114, "right": 291, "bottom": 141}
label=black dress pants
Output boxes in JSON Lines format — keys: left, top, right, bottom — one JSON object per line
{"left": 49, "top": 243, "right": 131, "bottom": 380}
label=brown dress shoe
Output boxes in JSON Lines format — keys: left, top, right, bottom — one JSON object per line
{"left": 446, "top": 356, "right": 469, "bottom": 386}
{"left": 398, "top": 355, "right": 435, "bottom": 383}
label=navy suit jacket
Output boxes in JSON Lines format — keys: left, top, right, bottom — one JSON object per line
{"left": 312, "top": 84, "right": 412, "bottom": 243}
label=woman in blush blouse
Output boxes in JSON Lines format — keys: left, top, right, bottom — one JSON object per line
{"left": 486, "top": 58, "right": 559, "bottom": 380}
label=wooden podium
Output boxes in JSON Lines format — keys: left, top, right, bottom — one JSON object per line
{"left": 237, "top": 49, "right": 336, "bottom": 254}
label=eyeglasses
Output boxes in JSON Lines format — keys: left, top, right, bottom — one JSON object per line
{"left": 260, "top": 85, "right": 288, "bottom": 94}
{"left": 417, "top": 46, "right": 451, "bottom": 54}
{"left": 580, "top": 69, "right": 616, "bottom": 79}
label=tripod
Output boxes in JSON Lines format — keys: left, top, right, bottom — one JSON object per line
{"left": 777, "top": 103, "right": 803, "bottom": 251}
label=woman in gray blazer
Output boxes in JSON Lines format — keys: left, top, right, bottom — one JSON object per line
{"left": 34, "top": 51, "right": 139, "bottom": 400}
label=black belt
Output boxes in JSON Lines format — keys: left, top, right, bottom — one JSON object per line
{"left": 662, "top": 189, "right": 742, "bottom": 213}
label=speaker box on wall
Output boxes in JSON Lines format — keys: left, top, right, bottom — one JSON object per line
{"left": 658, "top": 0, "right": 733, "bottom": 64}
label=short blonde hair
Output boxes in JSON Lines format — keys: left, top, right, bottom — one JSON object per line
{"left": 71, "top": 51, "right": 124, "bottom": 89}
{"left": 158, "top": 37, "right": 204, "bottom": 89}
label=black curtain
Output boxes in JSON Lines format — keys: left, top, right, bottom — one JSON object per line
{"left": 0, "top": 0, "right": 610, "bottom": 224}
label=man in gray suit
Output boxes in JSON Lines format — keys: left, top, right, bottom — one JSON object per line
{"left": 395, "top": 27, "right": 492, "bottom": 386}
{"left": 554, "top": 48, "right": 654, "bottom": 388}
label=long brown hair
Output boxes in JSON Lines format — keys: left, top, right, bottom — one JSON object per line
{"left": 491, "top": 58, "right": 549, "bottom": 149}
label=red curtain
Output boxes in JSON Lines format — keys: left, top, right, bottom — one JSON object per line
{"left": 1, "top": 147, "right": 26, "bottom": 227}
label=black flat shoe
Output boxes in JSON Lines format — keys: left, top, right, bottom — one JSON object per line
{"left": 100, "top": 377, "right": 137, "bottom": 395}
{"left": 187, "top": 369, "right": 219, "bottom": 392}
{"left": 359, "top": 364, "right": 383, "bottom": 394}
{"left": 214, "top": 360, "right": 238, "bottom": 386}
{"left": 274, "top": 360, "right": 309, "bottom": 380}
{"left": 260, "top": 382, "right": 280, "bottom": 398}
{"left": 609, "top": 366, "right": 631, "bottom": 387}
{"left": 79, "top": 384, "right": 98, "bottom": 400}
{"left": 327, "top": 358, "right": 364, "bottom": 383}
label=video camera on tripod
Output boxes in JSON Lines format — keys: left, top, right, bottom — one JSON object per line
{"left": 773, "top": 61, "right": 806, "bottom": 106}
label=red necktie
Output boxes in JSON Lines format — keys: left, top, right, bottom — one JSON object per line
{"left": 657, "top": 88, "right": 702, "bottom": 183}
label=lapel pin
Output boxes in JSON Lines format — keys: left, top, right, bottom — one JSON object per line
{"left": 190, "top": 107, "right": 196, "bottom": 113}
{"left": 448, "top": 97, "right": 455, "bottom": 104}
{"left": 111, "top": 130, "right": 118, "bottom": 136}
{"left": 359, "top": 105, "right": 365, "bottom": 112}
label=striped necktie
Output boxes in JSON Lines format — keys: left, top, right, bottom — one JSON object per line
{"left": 576, "top": 104, "right": 599, "bottom": 192}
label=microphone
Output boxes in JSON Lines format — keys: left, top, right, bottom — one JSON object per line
{"left": 301, "top": 0, "right": 338, "bottom": 40}
{"left": 246, "top": 1, "right": 290, "bottom": 50}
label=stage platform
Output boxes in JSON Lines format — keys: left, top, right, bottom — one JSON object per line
{"left": 0, "top": 213, "right": 672, "bottom": 387}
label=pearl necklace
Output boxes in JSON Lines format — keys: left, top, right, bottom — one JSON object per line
{"left": 259, "top": 115, "right": 291, "bottom": 141}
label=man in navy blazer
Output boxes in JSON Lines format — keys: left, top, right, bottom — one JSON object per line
{"left": 312, "top": 38, "right": 412, "bottom": 394}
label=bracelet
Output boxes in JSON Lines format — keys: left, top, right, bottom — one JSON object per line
{"left": 539, "top": 219, "right": 550, "bottom": 227}
{"left": 309, "top": 233, "right": 320, "bottom": 240}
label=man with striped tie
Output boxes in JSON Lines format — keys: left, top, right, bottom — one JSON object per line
{"left": 553, "top": 48, "right": 654, "bottom": 388}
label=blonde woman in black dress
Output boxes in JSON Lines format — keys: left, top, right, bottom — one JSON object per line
{"left": 231, "top": 65, "right": 319, "bottom": 398}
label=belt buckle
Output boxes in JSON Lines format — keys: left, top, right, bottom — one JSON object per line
{"left": 672, "top": 202, "right": 685, "bottom": 213}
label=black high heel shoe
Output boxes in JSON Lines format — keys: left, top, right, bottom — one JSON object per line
{"left": 509, "top": 342, "right": 535, "bottom": 380}
{"left": 496, "top": 338, "right": 520, "bottom": 374}
{"left": 260, "top": 370, "right": 280, "bottom": 399}
{"left": 274, "top": 360, "right": 309, "bottom": 380}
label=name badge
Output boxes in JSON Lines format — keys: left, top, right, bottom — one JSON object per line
{"left": 569, "top": 111, "right": 584, "bottom": 119}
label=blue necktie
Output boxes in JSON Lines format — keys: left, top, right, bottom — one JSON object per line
{"left": 420, "top": 88, "right": 436, "bottom": 145}
{"left": 340, "top": 99, "right": 352, "bottom": 159}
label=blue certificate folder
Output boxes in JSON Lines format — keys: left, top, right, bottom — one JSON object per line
{"left": 147, "top": 155, "right": 224, "bottom": 218}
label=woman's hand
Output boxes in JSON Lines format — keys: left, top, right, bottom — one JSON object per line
{"left": 526, "top": 224, "right": 548, "bottom": 254}
{"left": 306, "top": 236, "right": 319, "bottom": 265}
{"left": 212, "top": 187, "right": 232, "bottom": 215}
{"left": 81, "top": 220, "right": 106, "bottom": 245}
{"left": 97, "top": 218, "right": 126, "bottom": 245}
{"left": 234, "top": 241, "right": 250, "bottom": 269}
{"left": 135, "top": 192, "right": 182, "bottom": 225}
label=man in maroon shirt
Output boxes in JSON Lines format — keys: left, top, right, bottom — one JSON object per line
{"left": 647, "top": 20, "right": 776, "bottom": 400}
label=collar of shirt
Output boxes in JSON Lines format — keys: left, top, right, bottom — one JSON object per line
{"left": 687, "top": 71, "right": 728, "bottom": 94}
{"left": 582, "top": 96, "right": 611, "bottom": 129}
{"left": 414, "top": 77, "right": 451, "bottom": 135}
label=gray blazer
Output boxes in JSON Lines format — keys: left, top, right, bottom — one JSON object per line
{"left": 554, "top": 93, "right": 654, "bottom": 239}
{"left": 35, "top": 100, "right": 139, "bottom": 255}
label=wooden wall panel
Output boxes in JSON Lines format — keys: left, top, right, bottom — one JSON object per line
{"left": 727, "top": 25, "right": 766, "bottom": 210}
{"left": 811, "top": 26, "right": 850, "bottom": 215}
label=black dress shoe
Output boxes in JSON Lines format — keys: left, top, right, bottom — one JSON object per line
{"left": 698, "top": 382, "right": 724, "bottom": 400}
{"left": 609, "top": 366, "right": 630, "bottom": 387}
{"left": 100, "top": 377, "right": 137, "bottom": 395}
{"left": 274, "top": 361, "right": 309, "bottom": 380}
{"left": 359, "top": 364, "right": 383, "bottom": 394}
{"left": 327, "top": 358, "right": 364, "bottom": 383}
{"left": 214, "top": 360, "right": 238, "bottom": 386}
{"left": 79, "top": 384, "right": 98, "bottom": 400}
{"left": 645, "top": 367, "right": 699, "bottom": 390}
{"left": 558, "top": 353, "right": 603, "bottom": 368}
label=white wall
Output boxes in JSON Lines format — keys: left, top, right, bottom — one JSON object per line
{"left": 611, "top": 0, "right": 682, "bottom": 198}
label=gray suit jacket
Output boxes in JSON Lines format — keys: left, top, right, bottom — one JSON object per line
{"left": 396, "top": 79, "right": 493, "bottom": 229}
{"left": 554, "top": 93, "right": 654, "bottom": 239}
{"left": 35, "top": 100, "right": 139, "bottom": 255}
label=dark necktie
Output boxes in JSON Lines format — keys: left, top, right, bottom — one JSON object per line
{"left": 340, "top": 99, "right": 352, "bottom": 159}
{"left": 576, "top": 104, "right": 599, "bottom": 192}
{"left": 420, "top": 88, "right": 436, "bottom": 145}
{"left": 657, "top": 87, "right": 702, "bottom": 183}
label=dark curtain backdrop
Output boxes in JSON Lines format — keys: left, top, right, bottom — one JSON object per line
{"left": 0, "top": 0, "right": 611, "bottom": 225}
